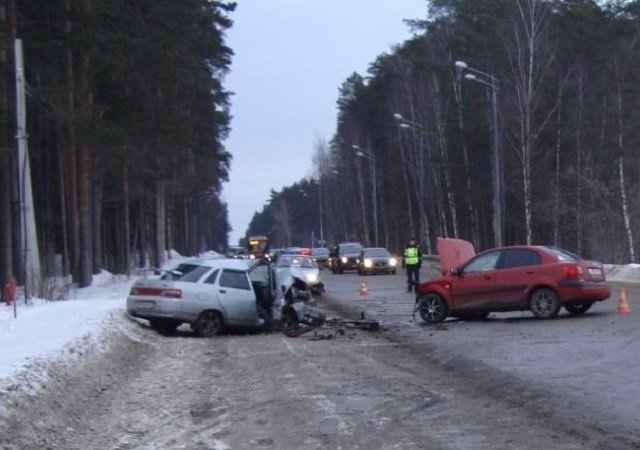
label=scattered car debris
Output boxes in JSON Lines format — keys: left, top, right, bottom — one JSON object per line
{"left": 282, "top": 311, "right": 380, "bottom": 338}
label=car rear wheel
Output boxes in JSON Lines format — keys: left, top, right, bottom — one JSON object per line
{"left": 193, "top": 310, "right": 223, "bottom": 337}
{"left": 417, "top": 293, "right": 448, "bottom": 323}
{"left": 564, "top": 301, "right": 593, "bottom": 315}
{"left": 530, "top": 288, "right": 561, "bottom": 319}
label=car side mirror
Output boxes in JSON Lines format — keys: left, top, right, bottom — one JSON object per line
{"left": 450, "top": 267, "right": 461, "bottom": 276}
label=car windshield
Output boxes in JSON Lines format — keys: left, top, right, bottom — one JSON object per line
{"left": 341, "top": 244, "right": 363, "bottom": 253}
{"left": 277, "top": 256, "right": 317, "bottom": 269}
{"left": 312, "top": 248, "right": 329, "bottom": 256}
{"left": 277, "top": 256, "right": 293, "bottom": 267}
{"left": 364, "top": 248, "right": 390, "bottom": 257}
{"left": 293, "top": 257, "right": 317, "bottom": 268}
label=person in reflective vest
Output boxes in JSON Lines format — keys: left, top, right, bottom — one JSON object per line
{"left": 402, "top": 237, "right": 422, "bottom": 293}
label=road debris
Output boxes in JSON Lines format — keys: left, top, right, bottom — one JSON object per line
{"left": 282, "top": 311, "right": 380, "bottom": 339}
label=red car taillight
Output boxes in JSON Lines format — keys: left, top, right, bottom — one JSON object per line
{"left": 561, "top": 264, "right": 584, "bottom": 281}
{"left": 130, "top": 287, "right": 182, "bottom": 299}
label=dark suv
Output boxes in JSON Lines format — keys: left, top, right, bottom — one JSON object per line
{"left": 329, "top": 242, "right": 364, "bottom": 274}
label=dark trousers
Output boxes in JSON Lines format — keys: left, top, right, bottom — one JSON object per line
{"left": 406, "top": 265, "right": 420, "bottom": 291}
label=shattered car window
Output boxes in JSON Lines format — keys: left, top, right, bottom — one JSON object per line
{"left": 249, "top": 263, "right": 270, "bottom": 284}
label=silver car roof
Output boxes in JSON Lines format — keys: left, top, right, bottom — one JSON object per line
{"left": 173, "top": 257, "right": 263, "bottom": 271}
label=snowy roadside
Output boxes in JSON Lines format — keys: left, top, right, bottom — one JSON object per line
{"left": 0, "top": 251, "right": 207, "bottom": 396}
{"left": 0, "top": 271, "right": 134, "bottom": 398}
{"left": 604, "top": 263, "right": 640, "bottom": 285}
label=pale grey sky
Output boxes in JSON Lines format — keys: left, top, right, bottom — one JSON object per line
{"left": 222, "top": 0, "right": 427, "bottom": 245}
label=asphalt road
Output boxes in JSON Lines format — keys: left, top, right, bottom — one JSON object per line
{"left": 1, "top": 264, "right": 639, "bottom": 450}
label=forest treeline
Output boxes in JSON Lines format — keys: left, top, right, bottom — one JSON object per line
{"left": 1, "top": 0, "right": 235, "bottom": 291}
{"left": 247, "top": 0, "right": 640, "bottom": 264}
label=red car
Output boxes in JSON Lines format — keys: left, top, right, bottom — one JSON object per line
{"left": 415, "top": 238, "right": 611, "bottom": 323}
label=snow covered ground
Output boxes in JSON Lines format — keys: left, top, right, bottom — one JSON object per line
{"left": 0, "top": 271, "right": 135, "bottom": 387}
{"left": 0, "top": 251, "right": 202, "bottom": 392}
{"left": 0, "top": 261, "right": 637, "bottom": 392}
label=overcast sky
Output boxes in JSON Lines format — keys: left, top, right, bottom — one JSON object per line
{"left": 222, "top": 0, "right": 428, "bottom": 245}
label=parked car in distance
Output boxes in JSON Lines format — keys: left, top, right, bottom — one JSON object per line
{"left": 311, "top": 247, "right": 330, "bottom": 269}
{"left": 226, "top": 246, "right": 246, "bottom": 258}
{"left": 281, "top": 246, "right": 312, "bottom": 256}
{"left": 415, "top": 238, "right": 611, "bottom": 323}
{"left": 275, "top": 254, "right": 324, "bottom": 296}
{"left": 268, "top": 247, "right": 285, "bottom": 262}
{"left": 328, "top": 242, "right": 364, "bottom": 274}
{"left": 357, "top": 247, "right": 398, "bottom": 275}
{"left": 126, "top": 257, "right": 312, "bottom": 336}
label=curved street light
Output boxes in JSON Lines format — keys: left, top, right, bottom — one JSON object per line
{"left": 351, "top": 144, "right": 378, "bottom": 246}
{"left": 393, "top": 113, "right": 429, "bottom": 252}
{"left": 454, "top": 60, "right": 502, "bottom": 247}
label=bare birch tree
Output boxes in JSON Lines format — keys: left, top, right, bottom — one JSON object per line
{"left": 506, "top": 0, "right": 556, "bottom": 244}
{"left": 613, "top": 59, "right": 635, "bottom": 262}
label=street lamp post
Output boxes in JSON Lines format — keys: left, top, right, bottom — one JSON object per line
{"left": 317, "top": 177, "right": 324, "bottom": 246}
{"left": 454, "top": 60, "right": 502, "bottom": 247}
{"left": 393, "top": 113, "right": 430, "bottom": 252}
{"left": 301, "top": 182, "right": 324, "bottom": 248}
{"left": 351, "top": 144, "right": 378, "bottom": 246}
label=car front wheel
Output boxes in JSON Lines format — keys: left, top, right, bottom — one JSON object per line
{"left": 564, "top": 301, "right": 593, "bottom": 315}
{"left": 530, "top": 288, "right": 561, "bottom": 319}
{"left": 193, "top": 310, "right": 223, "bottom": 337}
{"left": 417, "top": 293, "right": 448, "bottom": 323}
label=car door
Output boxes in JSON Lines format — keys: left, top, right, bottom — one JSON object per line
{"left": 217, "top": 269, "right": 257, "bottom": 325}
{"left": 166, "top": 264, "right": 215, "bottom": 321}
{"left": 493, "top": 249, "right": 542, "bottom": 307}
{"left": 450, "top": 250, "right": 501, "bottom": 310}
{"left": 248, "top": 262, "right": 274, "bottom": 324}
{"left": 180, "top": 268, "right": 221, "bottom": 321}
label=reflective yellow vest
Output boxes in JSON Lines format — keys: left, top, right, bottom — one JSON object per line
{"left": 404, "top": 246, "right": 419, "bottom": 265}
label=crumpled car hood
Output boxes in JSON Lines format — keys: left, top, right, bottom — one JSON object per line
{"left": 436, "top": 237, "right": 476, "bottom": 275}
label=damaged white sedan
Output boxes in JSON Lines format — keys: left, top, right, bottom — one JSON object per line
{"left": 126, "top": 257, "right": 320, "bottom": 337}
{"left": 274, "top": 254, "right": 324, "bottom": 296}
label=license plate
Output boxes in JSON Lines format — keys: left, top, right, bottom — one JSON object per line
{"left": 136, "top": 300, "right": 155, "bottom": 310}
{"left": 588, "top": 267, "right": 602, "bottom": 277}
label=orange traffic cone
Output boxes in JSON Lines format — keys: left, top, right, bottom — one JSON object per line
{"left": 359, "top": 282, "right": 368, "bottom": 297}
{"left": 617, "top": 287, "right": 631, "bottom": 315}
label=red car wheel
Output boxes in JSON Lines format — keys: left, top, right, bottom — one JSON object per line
{"left": 530, "top": 288, "right": 561, "bottom": 319}
{"left": 417, "top": 293, "right": 448, "bottom": 323}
